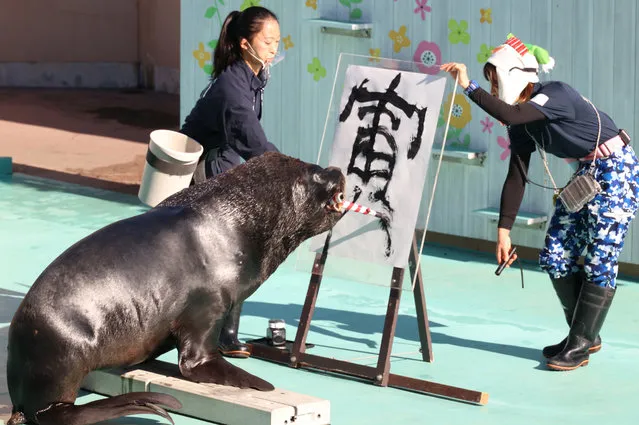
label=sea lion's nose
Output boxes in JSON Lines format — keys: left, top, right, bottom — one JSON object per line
{"left": 325, "top": 166, "right": 345, "bottom": 185}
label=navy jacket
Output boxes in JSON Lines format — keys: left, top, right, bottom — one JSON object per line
{"left": 180, "top": 60, "right": 279, "bottom": 177}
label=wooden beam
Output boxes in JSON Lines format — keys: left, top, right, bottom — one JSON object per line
{"left": 81, "top": 360, "right": 330, "bottom": 425}
{"left": 247, "top": 344, "right": 489, "bottom": 406}
{"left": 387, "top": 374, "right": 488, "bottom": 405}
{"left": 375, "top": 268, "right": 403, "bottom": 386}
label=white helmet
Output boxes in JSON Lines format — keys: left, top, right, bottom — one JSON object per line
{"left": 486, "top": 34, "right": 555, "bottom": 104}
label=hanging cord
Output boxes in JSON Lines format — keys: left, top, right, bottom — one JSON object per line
{"left": 516, "top": 127, "right": 564, "bottom": 192}
{"left": 522, "top": 96, "right": 602, "bottom": 194}
{"left": 515, "top": 257, "right": 525, "bottom": 288}
{"left": 496, "top": 247, "right": 525, "bottom": 288}
{"left": 584, "top": 97, "right": 603, "bottom": 174}
{"left": 411, "top": 75, "right": 459, "bottom": 291}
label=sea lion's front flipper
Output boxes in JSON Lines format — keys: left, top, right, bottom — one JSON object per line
{"left": 175, "top": 298, "right": 275, "bottom": 391}
{"left": 179, "top": 352, "right": 274, "bottom": 391}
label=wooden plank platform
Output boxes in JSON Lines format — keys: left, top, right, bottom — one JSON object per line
{"left": 81, "top": 360, "right": 330, "bottom": 425}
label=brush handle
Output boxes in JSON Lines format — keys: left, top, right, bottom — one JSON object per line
{"left": 330, "top": 193, "right": 390, "bottom": 222}
{"left": 342, "top": 201, "right": 385, "bottom": 220}
{"left": 495, "top": 247, "right": 517, "bottom": 276}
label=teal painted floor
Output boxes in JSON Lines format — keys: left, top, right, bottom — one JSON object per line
{"left": 1, "top": 173, "right": 638, "bottom": 424}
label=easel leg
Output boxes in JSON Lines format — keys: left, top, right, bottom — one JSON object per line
{"left": 290, "top": 253, "right": 323, "bottom": 365}
{"left": 410, "top": 234, "right": 433, "bottom": 362}
{"left": 290, "top": 231, "right": 332, "bottom": 365}
{"left": 247, "top": 231, "right": 489, "bottom": 405}
{"left": 375, "top": 267, "right": 404, "bottom": 386}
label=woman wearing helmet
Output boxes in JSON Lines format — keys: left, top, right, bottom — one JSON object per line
{"left": 441, "top": 34, "right": 639, "bottom": 371}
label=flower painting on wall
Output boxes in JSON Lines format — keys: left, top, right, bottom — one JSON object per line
{"left": 436, "top": 93, "right": 473, "bottom": 149}
{"left": 413, "top": 41, "right": 441, "bottom": 75}
{"left": 389, "top": 25, "right": 411, "bottom": 53}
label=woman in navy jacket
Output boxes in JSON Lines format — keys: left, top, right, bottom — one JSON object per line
{"left": 180, "top": 6, "right": 281, "bottom": 359}
{"left": 181, "top": 6, "right": 281, "bottom": 180}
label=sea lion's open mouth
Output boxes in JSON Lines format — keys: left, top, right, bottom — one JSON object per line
{"left": 326, "top": 192, "right": 345, "bottom": 212}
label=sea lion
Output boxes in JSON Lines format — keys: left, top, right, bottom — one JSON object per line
{"left": 7, "top": 152, "right": 345, "bottom": 425}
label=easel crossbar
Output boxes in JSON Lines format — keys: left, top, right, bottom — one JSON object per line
{"left": 247, "top": 232, "right": 489, "bottom": 405}
{"left": 247, "top": 346, "right": 488, "bottom": 405}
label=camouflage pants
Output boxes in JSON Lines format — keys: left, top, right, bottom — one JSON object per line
{"left": 539, "top": 145, "right": 639, "bottom": 288}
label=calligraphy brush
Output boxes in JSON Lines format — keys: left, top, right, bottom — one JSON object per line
{"left": 328, "top": 192, "right": 391, "bottom": 225}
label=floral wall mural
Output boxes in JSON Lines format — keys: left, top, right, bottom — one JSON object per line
{"left": 480, "top": 116, "right": 494, "bottom": 135}
{"left": 480, "top": 8, "right": 492, "bottom": 24}
{"left": 355, "top": 2, "right": 508, "bottom": 156}
{"left": 413, "top": 41, "right": 441, "bottom": 75}
{"left": 437, "top": 93, "right": 472, "bottom": 149}
{"left": 282, "top": 35, "right": 294, "bottom": 50}
{"left": 195, "top": 1, "right": 229, "bottom": 76}
{"left": 414, "top": 0, "right": 432, "bottom": 20}
{"left": 179, "top": 0, "right": 574, "bottom": 248}
{"left": 448, "top": 20, "right": 470, "bottom": 45}
{"left": 240, "top": 0, "right": 261, "bottom": 10}
{"left": 443, "top": 93, "right": 472, "bottom": 130}
{"left": 476, "top": 44, "right": 494, "bottom": 64}
{"left": 205, "top": 1, "right": 225, "bottom": 26}
{"left": 185, "top": 0, "right": 512, "bottom": 164}
{"left": 497, "top": 136, "right": 511, "bottom": 161}
{"left": 338, "top": 0, "right": 364, "bottom": 20}
{"left": 369, "top": 48, "right": 381, "bottom": 63}
{"left": 307, "top": 57, "right": 327, "bottom": 82}
{"left": 389, "top": 26, "right": 411, "bottom": 53}
{"left": 193, "top": 43, "right": 213, "bottom": 76}
{"left": 299, "top": 1, "right": 508, "bottom": 156}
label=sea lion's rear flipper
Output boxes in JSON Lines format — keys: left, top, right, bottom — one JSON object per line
{"left": 180, "top": 353, "right": 275, "bottom": 391}
{"left": 35, "top": 392, "right": 182, "bottom": 425}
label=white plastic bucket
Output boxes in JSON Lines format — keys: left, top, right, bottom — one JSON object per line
{"left": 138, "top": 129, "right": 203, "bottom": 207}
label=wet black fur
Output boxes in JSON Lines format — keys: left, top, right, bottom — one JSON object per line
{"left": 7, "top": 152, "right": 344, "bottom": 425}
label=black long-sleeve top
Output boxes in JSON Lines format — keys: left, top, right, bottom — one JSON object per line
{"left": 466, "top": 82, "right": 619, "bottom": 229}
{"left": 180, "top": 60, "right": 279, "bottom": 177}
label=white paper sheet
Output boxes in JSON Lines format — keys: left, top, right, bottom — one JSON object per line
{"left": 311, "top": 64, "right": 446, "bottom": 268}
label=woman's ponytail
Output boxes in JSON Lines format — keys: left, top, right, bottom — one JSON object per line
{"left": 213, "top": 11, "right": 242, "bottom": 78}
